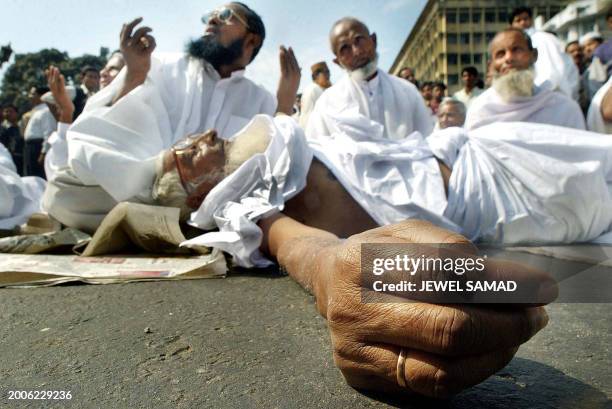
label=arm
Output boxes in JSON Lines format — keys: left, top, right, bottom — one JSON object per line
{"left": 260, "top": 215, "right": 556, "bottom": 397}
{"left": 112, "top": 17, "right": 157, "bottom": 105}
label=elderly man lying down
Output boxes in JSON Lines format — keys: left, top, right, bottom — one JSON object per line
{"left": 147, "top": 113, "right": 592, "bottom": 396}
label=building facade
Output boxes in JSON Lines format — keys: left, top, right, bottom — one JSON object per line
{"left": 542, "top": 0, "right": 611, "bottom": 43}
{"left": 390, "top": 0, "right": 571, "bottom": 93}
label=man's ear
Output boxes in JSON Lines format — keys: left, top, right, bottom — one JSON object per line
{"left": 531, "top": 48, "right": 538, "bottom": 64}
{"left": 371, "top": 32, "right": 377, "bottom": 48}
{"left": 244, "top": 33, "right": 261, "bottom": 62}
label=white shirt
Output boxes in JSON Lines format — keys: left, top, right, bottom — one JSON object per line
{"left": 23, "top": 103, "right": 56, "bottom": 142}
{"left": 66, "top": 53, "right": 276, "bottom": 203}
{"left": 465, "top": 81, "right": 585, "bottom": 130}
{"left": 452, "top": 87, "right": 484, "bottom": 108}
{"left": 298, "top": 82, "right": 325, "bottom": 128}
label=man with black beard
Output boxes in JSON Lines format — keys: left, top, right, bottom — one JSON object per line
{"left": 42, "top": 2, "right": 301, "bottom": 233}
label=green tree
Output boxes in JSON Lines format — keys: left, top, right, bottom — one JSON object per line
{"left": 0, "top": 48, "right": 107, "bottom": 114}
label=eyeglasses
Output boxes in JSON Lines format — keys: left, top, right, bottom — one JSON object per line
{"left": 202, "top": 7, "right": 249, "bottom": 29}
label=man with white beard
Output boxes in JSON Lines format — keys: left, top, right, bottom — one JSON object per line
{"left": 465, "top": 28, "right": 585, "bottom": 131}
{"left": 306, "top": 17, "right": 433, "bottom": 143}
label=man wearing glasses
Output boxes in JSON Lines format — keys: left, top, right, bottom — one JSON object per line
{"left": 42, "top": 2, "right": 300, "bottom": 233}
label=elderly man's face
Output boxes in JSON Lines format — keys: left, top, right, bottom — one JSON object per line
{"left": 173, "top": 130, "right": 227, "bottom": 208}
{"left": 511, "top": 12, "right": 532, "bottom": 30}
{"left": 490, "top": 31, "right": 535, "bottom": 75}
{"left": 437, "top": 103, "right": 464, "bottom": 129}
{"left": 331, "top": 21, "right": 376, "bottom": 71}
{"left": 100, "top": 54, "right": 125, "bottom": 88}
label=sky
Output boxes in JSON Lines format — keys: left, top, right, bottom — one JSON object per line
{"left": 0, "top": 0, "right": 428, "bottom": 94}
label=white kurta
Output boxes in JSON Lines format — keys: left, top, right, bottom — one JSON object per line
{"left": 452, "top": 87, "right": 483, "bottom": 108}
{"left": 299, "top": 82, "right": 325, "bottom": 129}
{"left": 0, "top": 144, "right": 46, "bottom": 229}
{"left": 67, "top": 53, "right": 276, "bottom": 203}
{"left": 44, "top": 122, "right": 70, "bottom": 182}
{"left": 529, "top": 30, "right": 580, "bottom": 100}
{"left": 306, "top": 69, "right": 433, "bottom": 143}
{"left": 587, "top": 75, "right": 612, "bottom": 134}
{"left": 465, "top": 81, "right": 585, "bottom": 131}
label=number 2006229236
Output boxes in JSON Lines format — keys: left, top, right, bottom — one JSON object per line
{"left": 7, "top": 390, "right": 72, "bottom": 400}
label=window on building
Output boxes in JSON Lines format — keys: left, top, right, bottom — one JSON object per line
{"left": 474, "top": 32, "right": 483, "bottom": 43}
{"left": 448, "top": 74, "right": 459, "bottom": 85}
{"left": 473, "top": 53, "right": 483, "bottom": 64}
{"left": 550, "top": 6, "right": 561, "bottom": 18}
{"left": 486, "top": 32, "right": 496, "bottom": 43}
{"left": 459, "top": 8, "right": 469, "bottom": 23}
{"left": 447, "top": 33, "right": 457, "bottom": 44}
{"left": 498, "top": 8, "right": 508, "bottom": 24}
{"left": 448, "top": 53, "right": 458, "bottom": 65}
{"left": 461, "top": 54, "right": 471, "bottom": 65}
{"left": 446, "top": 9, "right": 457, "bottom": 23}
{"left": 460, "top": 33, "right": 470, "bottom": 44}
{"left": 472, "top": 8, "right": 481, "bottom": 23}
{"left": 485, "top": 8, "right": 496, "bottom": 23}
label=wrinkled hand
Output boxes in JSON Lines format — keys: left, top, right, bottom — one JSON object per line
{"left": 313, "top": 220, "right": 557, "bottom": 397}
{"left": 120, "top": 17, "right": 156, "bottom": 82}
{"left": 45, "top": 65, "right": 74, "bottom": 123}
{"left": 276, "top": 46, "right": 300, "bottom": 115}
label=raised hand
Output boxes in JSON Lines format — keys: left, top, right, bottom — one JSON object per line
{"left": 119, "top": 17, "right": 156, "bottom": 82}
{"left": 45, "top": 65, "right": 74, "bottom": 123}
{"left": 276, "top": 46, "right": 301, "bottom": 116}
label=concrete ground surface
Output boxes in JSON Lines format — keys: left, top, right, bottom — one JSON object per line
{"left": 0, "top": 257, "right": 611, "bottom": 409}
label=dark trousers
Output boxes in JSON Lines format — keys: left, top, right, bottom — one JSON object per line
{"left": 24, "top": 139, "right": 45, "bottom": 179}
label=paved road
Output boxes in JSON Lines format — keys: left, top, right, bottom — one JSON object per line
{"left": 0, "top": 263, "right": 610, "bottom": 408}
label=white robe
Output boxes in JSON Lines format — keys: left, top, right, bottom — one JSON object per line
{"left": 193, "top": 115, "right": 612, "bottom": 267}
{"left": 0, "top": 144, "right": 46, "bottom": 229}
{"left": 465, "top": 82, "right": 585, "bottom": 131}
{"left": 529, "top": 30, "right": 580, "bottom": 100}
{"left": 67, "top": 53, "right": 276, "bottom": 203}
{"left": 44, "top": 122, "right": 70, "bottom": 182}
{"left": 587, "top": 75, "right": 612, "bottom": 134}
{"left": 298, "top": 82, "right": 325, "bottom": 129}
{"left": 306, "top": 69, "right": 432, "bottom": 143}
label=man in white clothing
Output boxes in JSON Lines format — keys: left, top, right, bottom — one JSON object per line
{"left": 298, "top": 61, "right": 331, "bottom": 128}
{"left": 465, "top": 29, "right": 585, "bottom": 131}
{"left": 23, "top": 86, "right": 56, "bottom": 179}
{"left": 452, "top": 66, "right": 483, "bottom": 108}
{"left": 509, "top": 6, "right": 579, "bottom": 99}
{"left": 306, "top": 17, "right": 432, "bottom": 143}
{"left": 42, "top": 2, "right": 300, "bottom": 233}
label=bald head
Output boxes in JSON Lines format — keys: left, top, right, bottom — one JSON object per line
{"left": 329, "top": 17, "right": 377, "bottom": 74}
{"left": 489, "top": 28, "right": 537, "bottom": 76}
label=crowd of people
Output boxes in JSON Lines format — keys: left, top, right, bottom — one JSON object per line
{"left": 1, "top": 2, "right": 612, "bottom": 399}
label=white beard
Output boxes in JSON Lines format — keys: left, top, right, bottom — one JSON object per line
{"left": 224, "top": 124, "right": 272, "bottom": 176}
{"left": 492, "top": 68, "right": 535, "bottom": 102}
{"left": 347, "top": 54, "right": 379, "bottom": 82}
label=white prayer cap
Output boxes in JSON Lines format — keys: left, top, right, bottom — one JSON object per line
{"left": 41, "top": 86, "right": 76, "bottom": 105}
{"left": 579, "top": 31, "right": 603, "bottom": 45}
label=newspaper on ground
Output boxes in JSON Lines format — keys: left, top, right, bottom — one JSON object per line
{"left": 0, "top": 202, "right": 226, "bottom": 287}
{"left": 0, "top": 251, "right": 227, "bottom": 287}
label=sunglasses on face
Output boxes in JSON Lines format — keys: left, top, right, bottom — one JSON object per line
{"left": 201, "top": 7, "right": 249, "bottom": 29}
